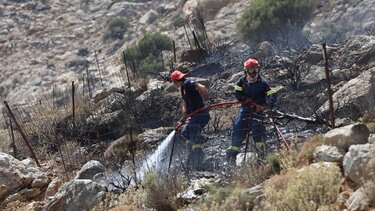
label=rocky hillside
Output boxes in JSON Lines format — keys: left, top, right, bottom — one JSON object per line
{"left": 2, "top": 0, "right": 374, "bottom": 103}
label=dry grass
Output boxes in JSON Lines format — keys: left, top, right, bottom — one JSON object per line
{"left": 0, "top": 129, "right": 10, "bottom": 153}
{"left": 296, "top": 135, "right": 324, "bottom": 165}
{"left": 197, "top": 186, "right": 254, "bottom": 211}
{"left": 142, "top": 171, "right": 188, "bottom": 211}
{"left": 360, "top": 108, "right": 375, "bottom": 123}
{"left": 228, "top": 160, "right": 277, "bottom": 191}
{"left": 265, "top": 165, "right": 342, "bottom": 211}
{"left": 93, "top": 189, "right": 145, "bottom": 211}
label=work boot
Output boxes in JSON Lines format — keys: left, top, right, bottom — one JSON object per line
{"left": 226, "top": 151, "right": 237, "bottom": 166}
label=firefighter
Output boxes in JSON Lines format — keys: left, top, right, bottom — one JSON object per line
{"left": 170, "top": 70, "right": 210, "bottom": 170}
{"left": 226, "top": 58, "right": 277, "bottom": 164}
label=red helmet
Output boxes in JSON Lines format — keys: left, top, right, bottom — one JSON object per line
{"left": 170, "top": 70, "right": 186, "bottom": 81}
{"left": 244, "top": 58, "right": 260, "bottom": 70}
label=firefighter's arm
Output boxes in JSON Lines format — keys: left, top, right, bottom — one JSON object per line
{"left": 234, "top": 81, "right": 246, "bottom": 101}
{"left": 196, "top": 83, "right": 209, "bottom": 102}
{"left": 266, "top": 87, "right": 277, "bottom": 107}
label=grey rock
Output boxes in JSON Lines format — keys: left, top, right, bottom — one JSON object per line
{"left": 343, "top": 144, "right": 374, "bottom": 185}
{"left": 347, "top": 188, "right": 370, "bottom": 211}
{"left": 44, "top": 178, "right": 63, "bottom": 200}
{"left": 323, "top": 123, "right": 370, "bottom": 151}
{"left": 139, "top": 9, "right": 158, "bottom": 24}
{"left": 75, "top": 160, "right": 105, "bottom": 180}
{"left": 313, "top": 145, "right": 345, "bottom": 162}
{"left": 43, "top": 179, "right": 106, "bottom": 211}
{"left": 95, "top": 110, "right": 129, "bottom": 140}
{"left": 0, "top": 152, "right": 48, "bottom": 199}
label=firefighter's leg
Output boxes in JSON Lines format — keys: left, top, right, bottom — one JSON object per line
{"left": 181, "top": 111, "right": 210, "bottom": 170}
{"left": 252, "top": 115, "right": 266, "bottom": 158}
{"left": 227, "top": 108, "right": 250, "bottom": 164}
{"left": 189, "top": 111, "right": 210, "bottom": 170}
{"left": 181, "top": 124, "right": 193, "bottom": 168}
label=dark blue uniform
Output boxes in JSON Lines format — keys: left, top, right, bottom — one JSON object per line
{"left": 180, "top": 79, "right": 210, "bottom": 169}
{"left": 227, "top": 76, "right": 277, "bottom": 161}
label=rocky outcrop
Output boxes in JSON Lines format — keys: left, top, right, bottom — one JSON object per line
{"left": 94, "top": 110, "right": 129, "bottom": 140}
{"left": 347, "top": 188, "right": 371, "bottom": 211}
{"left": 43, "top": 179, "right": 106, "bottom": 211}
{"left": 75, "top": 160, "right": 105, "bottom": 180}
{"left": 307, "top": 0, "right": 375, "bottom": 43}
{"left": 139, "top": 127, "right": 172, "bottom": 150}
{"left": 343, "top": 143, "right": 374, "bottom": 185}
{"left": 44, "top": 178, "right": 63, "bottom": 200}
{"left": 323, "top": 123, "right": 370, "bottom": 151}
{"left": 313, "top": 145, "right": 345, "bottom": 162}
{"left": 0, "top": 153, "right": 49, "bottom": 200}
{"left": 318, "top": 68, "right": 375, "bottom": 119}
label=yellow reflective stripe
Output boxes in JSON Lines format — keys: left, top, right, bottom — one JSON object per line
{"left": 235, "top": 86, "right": 243, "bottom": 91}
{"left": 256, "top": 142, "right": 265, "bottom": 148}
{"left": 228, "top": 146, "right": 240, "bottom": 152}
{"left": 267, "top": 88, "right": 277, "bottom": 96}
{"left": 192, "top": 144, "right": 202, "bottom": 150}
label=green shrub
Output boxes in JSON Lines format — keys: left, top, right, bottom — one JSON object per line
{"left": 142, "top": 171, "right": 186, "bottom": 211}
{"left": 266, "top": 153, "right": 281, "bottom": 174}
{"left": 265, "top": 165, "right": 342, "bottom": 211}
{"left": 103, "top": 17, "right": 130, "bottom": 41}
{"left": 199, "top": 185, "right": 254, "bottom": 210}
{"left": 238, "top": 0, "right": 316, "bottom": 48}
{"left": 125, "top": 32, "right": 172, "bottom": 74}
{"left": 170, "top": 14, "right": 185, "bottom": 28}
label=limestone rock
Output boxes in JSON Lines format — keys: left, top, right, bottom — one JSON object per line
{"left": 343, "top": 144, "right": 374, "bottom": 185}
{"left": 347, "top": 188, "right": 370, "bottom": 211}
{"left": 75, "top": 160, "right": 105, "bottom": 180}
{"left": 318, "top": 67, "right": 375, "bottom": 120}
{"left": 313, "top": 145, "right": 345, "bottom": 162}
{"left": 323, "top": 123, "right": 370, "bottom": 151}
{"left": 44, "top": 178, "right": 64, "bottom": 200}
{"left": 43, "top": 179, "right": 106, "bottom": 211}
{"left": 0, "top": 152, "right": 48, "bottom": 199}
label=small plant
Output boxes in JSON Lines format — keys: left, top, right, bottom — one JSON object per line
{"left": 265, "top": 165, "right": 342, "bottom": 210}
{"left": 103, "top": 17, "right": 130, "bottom": 41}
{"left": 297, "top": 135, "right": 324, "bottom": 165}
{"left": 170, "top": 14, "right": 185, "bottom": 28}
{"left": 199, "top": 185, "right": 254, "bottom": 210}
{"left": 124, "top": 32, "right": 172, "bottom": 75}
{"left": 142, "top": 171, "right": 187, "bottom": 211}
{"left": 266, "top": 153, "right": 281, "bottom": 174}
{"left": 238, "top": 0, "right": 316, "bottom": 49}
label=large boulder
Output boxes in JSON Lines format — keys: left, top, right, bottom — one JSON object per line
{"left": 343, "top": 144, "right": 374, "bottom": 185}
{"left": 0, "top": 153, "right": 49, "bottom": 199}
{"left": 94, "top": 110, "right": 129, "bottom": 140}
{"left": 323, "top": 123, "right": 370, "bottom": 151}
{"left": 335, "top": 35, "right": 375, "bottom": 68}
{"left": 75, "top": 160, "right": 105, "bottom": 180}
{"left": 43, "top": 179, "right": 106, "bottom": 211}
{"left": 97, "top": 92, "right": 127, "bottom": 114}
{"left": 313, "top": 145, "right": 345, "bottom": 162}
{"left": 318, "top": 67, "right": 375, "bottom": 119}
{"left": 347, "top": 187, "right": 371, "bottom": 211}
{"left": 139, "top": 127, "right": 172, "bottom": 150}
